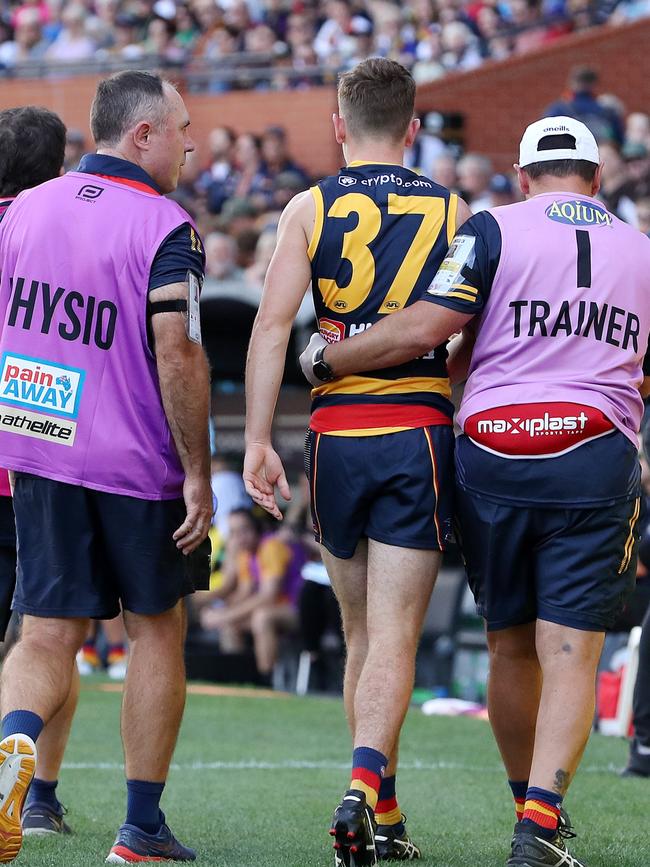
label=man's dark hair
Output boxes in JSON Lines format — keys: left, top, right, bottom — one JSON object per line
{"left": 0, "top": 106, "right": 66, "bottom": 197}
{"left": 90, "top": 70, "right": 170, "bottom": 147}
{"left": 337, "top": 58, "right": 416, "bottom": 142}
{"left": 522, "top": 133, "right": 598, "bottom": 182}
{"left": 229, "top": 508, "right": 261, "bottom": 534}
{"left": 570, "top": 65, "right": 598, "bottom": 92}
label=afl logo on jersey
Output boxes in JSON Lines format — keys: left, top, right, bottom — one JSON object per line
{"left": 545, "top": 200, "right": 612, "bottom": 227}
{"left": 383, "top": 301, "right": 401, "bottom": 310}
{"left": 338, "top": 176, "right": 357, "bottom": 187}
{"left": 334, "top": 300, "right": 348, "bottom": 309}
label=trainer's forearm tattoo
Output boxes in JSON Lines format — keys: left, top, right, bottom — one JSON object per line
{"left": 552, "top": 768, "right": 570, "bottom": 796}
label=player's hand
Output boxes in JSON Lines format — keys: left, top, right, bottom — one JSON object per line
{"left": 243, "top": 442, "right": 291, "bottom": 521}
{"left": 174, "top": 473, "right": 214, "bottom": 555}
{"left": 299, "top": 332, "right": 328, "bottom": 386}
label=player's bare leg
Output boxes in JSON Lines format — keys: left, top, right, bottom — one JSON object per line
{"left": 0, "top": 616, "right": 88, "bottom": 860}
{"left": 250, "top": 603, "right": 298, "bottom": 677}
{"left": 322, "top": 540, "right": 369, "bottom": 736}
{"left": 325, "top": 541, "right": 438, "bottom": 864}
{"left": 22, "top": 664, "right": 80, "bottom": 835}
{"left": 528, "top": 622, "right": 604, "bottom": 792}
{"left": 121, "top": 601, "right": 187, "bottom": 783}
{"left": 487, "top": 623, "right": 541, "bottom": 819}
{"left": 34, "top": 664, "right": 79, "bottom": 783}
{"left": 507, "top": 621, "right": 603, "bottom": 867}
{"left": 354, "top": 541, "right": 439, "bottom": 758}
{"left": 1, "top": 616, "right": 88, "bottom": 722}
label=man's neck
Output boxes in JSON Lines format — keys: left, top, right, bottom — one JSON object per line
{"left": 528, "top": 179, "right": 594, "bottom": 198}
{"left": 344, "top": 143, "right": 405, "bottom": 167}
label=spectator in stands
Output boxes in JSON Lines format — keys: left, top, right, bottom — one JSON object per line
{"left": 599, "top": 141, "right": 638, "bottom": 225}
{"left": 190, "top": 0, "right": 224, "bottom": 58}
{"left": 405, "top": 112, "right": 447, "bottom": 175}
{"left": 286, "top": 10, "right": 315, "bottom": 60}
{"left": 174, "top": 3, "right": 199, "bottom": 49}
{"left": 260, "top": 126, "right": 309, "bottom": 188}
{"left": 430, "top": 151, "right": 459, "bottom": 191}
{"left": 440, "top": 21, "right": 482, "bottom": 71}
{"left": 63, "top": 128, "right": 85, "bottom": 172}
{"left": 200, "top": 509, "right": 305, "bottom": 683}
{"left": 97, "top": 13, "right": 145, "bottom": 60}
{"left": 45, "top": 3, "right": 95, "bottom": 61}
{"left": 201, "top": 231, "right": 250, "bottom": 300}
{"left": 271, "top": 170, "right": 309, "bottom": 212}
{"left": 145, "top": 15, "right": 187, "bottom": 64}
{"left": 545, "top": 66, "right": 625, "bottom": 145}
{"left": 232, "top": 132, "right": 268, "bottom": 205}
{"left": 0, "top": 7, "right": 48, "bottom": 67}
{"left": 410, "top": 25, "right": 444, "bottom": 84}
{"left": 635, "top": 198, "right": 650, "bottom": 237}
{"left": 457, "top": 152, "right": 493, "bottom": 211}
{"left": 626, "top": 112, "right": 650, "bottom": 150}
{"left": 475, "top": 6, "right": 512, "bottom": 60}
{"left": 623, "top": 141, "right": 650, "bottom": 201}
{"left": 313, "top": 0, "right": 359, "bottom": 67}
{"left": 488, "top": 172, "right": 518, "bottom": 206}
{"left": 196, "top": 125, "right": 237, "bottom": 214}
{"left": 244, "top": 229, "right": 277, "bottom": 300}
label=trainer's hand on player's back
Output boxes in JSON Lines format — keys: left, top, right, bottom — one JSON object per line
{"left": 243, "top": 443, "right": 291, "bottom": 521}
{"left": 174, "top": 473, "right": 214, "bottom": 554}
{"left": 299, "top": 332, "right": 328, "bottom": 386}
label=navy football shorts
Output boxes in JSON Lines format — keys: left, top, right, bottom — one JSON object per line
{"left": 12, "top": 473, "right": 210, "bottom": 620}
{"left": 304, "top": 425, "right": 454, "bottom": 560}
{"left": 0, "top": 496, "right": 16, "bottom": 640}
{"left": 456, "top": 486, "right": 642, "bottom": 632}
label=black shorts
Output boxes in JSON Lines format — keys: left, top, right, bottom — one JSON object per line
{"left": 12, "top": 473, "right": 210, "bottom": 620}
{"left": 0, "top": 496, "right": 16, "bottom": 641}
{"left": 456, "top": 485, "right": 641, "bottom": 632}
{"left": 304, "top": 425, "right": 454, "bottom": 560}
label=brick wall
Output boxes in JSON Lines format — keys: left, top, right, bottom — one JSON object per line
{"left": 416, "top": 18, "right": 650, "bottom": 170}
{"left": 0, "top": 19, "right": 647, "bottom": 177}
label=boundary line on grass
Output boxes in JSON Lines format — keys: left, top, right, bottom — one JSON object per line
{"left": 60, "top": 760, "right": 624, "bottom": 774}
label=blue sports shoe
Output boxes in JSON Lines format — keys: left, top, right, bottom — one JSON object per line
{"left": 105, "top": 821, "right": 196, "bottom": 863}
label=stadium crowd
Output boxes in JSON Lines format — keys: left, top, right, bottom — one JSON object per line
{"left": 0, "top": 0, "right": 648, "bottom": 84}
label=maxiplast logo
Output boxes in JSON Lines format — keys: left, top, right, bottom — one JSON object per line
{"left": 545, "top": 199, "right": 612, "bottom": 227}
{"left": 318, "top": 318, "right": 345, "bottom": 343}
{"left": 0, "top": 353, "right": 84, "bottom": 418}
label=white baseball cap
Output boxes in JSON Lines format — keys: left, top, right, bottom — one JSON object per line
{"left": 518, "top": 116, "right": 600, "bottom": 167}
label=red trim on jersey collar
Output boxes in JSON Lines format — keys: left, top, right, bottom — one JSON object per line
{"left": 95, "top": 175, "right": 161, "bottom": 196}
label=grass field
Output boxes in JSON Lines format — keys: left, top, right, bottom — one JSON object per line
{"left": 18, "top": 681, "right": 648, "bottom": 867}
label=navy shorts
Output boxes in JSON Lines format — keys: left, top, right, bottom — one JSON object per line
{"left": 12, "top": 473, "right": 210, "bottom": 620}
{"left": 304, "top": 425, "right": 454, "bottom": 559}
{"left": 0, "top": 497, "right": 16, "bottom": 640}
{"left": 456, "top": 486, "right": 642, "bottom": 632}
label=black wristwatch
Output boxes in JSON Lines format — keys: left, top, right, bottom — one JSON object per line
{"left": 312, "top": 345, "right": 335, "bottom": 383}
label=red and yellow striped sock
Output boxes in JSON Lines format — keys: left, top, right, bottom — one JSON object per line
{"left": 508, "top": 780, "right": 528, "bottom": 822}
{"left": 350, "top": 747, "right": 387, "bottom": 812}
{"left": 376, "top": 775, "right": 402, "bottom": 827}
{"left": 522, "top": 786, "right": 561, "bottom": 835}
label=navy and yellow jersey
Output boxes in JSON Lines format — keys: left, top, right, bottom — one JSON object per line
{"left": 308, "top": 162, "right": 458, "bottom": 436}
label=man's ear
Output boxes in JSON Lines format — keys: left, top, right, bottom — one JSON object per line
{"left": 514, "top": 164, "right": 530, "bottom": 197}
{"left": 332, "top": 113, "right": 346, "bottom": 146}
{"left": 404, "top": 117, "right": 420, "bottom": 149}
{"left": 133, "top": 121, "right": 152, "bottom": 151}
